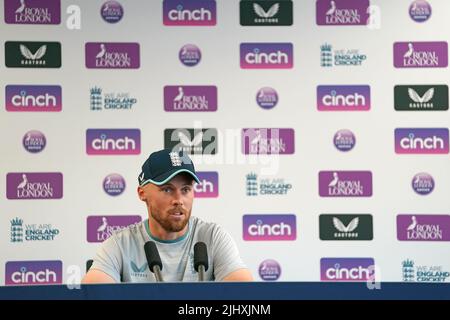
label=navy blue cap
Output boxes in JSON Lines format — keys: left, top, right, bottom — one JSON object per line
{"left": 138, "top": 149, "right": 200, "bottom": 186}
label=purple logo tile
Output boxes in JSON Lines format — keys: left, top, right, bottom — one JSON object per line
{"left": 103, "top": 174, "right": 126, "bottom": 196}
{"left": 163, "top": 0, "right": 216, "bottom": 26}
{"left": 240, "top": 43, "right": 293, "bottom": 69}
{"left": 23, "top": 130, "right": 46, "bottom": 153}
{"left": 101, "top": 1, "right": 124, "bottom": 23}
{"left": 259, "top": 259, "right": 281, "bottom": 281}
{"left": 319, "top": 171, "right": 372, "bottom": 197}
{"left": 164, "top": 86, "right": 217, "bottom": 112}
{"left": 5, "top": 85, "right": 62, "bottom": 112}
{"left": 395, "top": 128, "right": 449, "bottom": 154}
{"left": 394, "top": 42, "right": 448, "bottom": 68}
{"left": 87, "top": 215, "right": 142, "bottom": 242}
{"left": 321, "top": 258, "right": 375, "bottom": 281}
{"left": 317, "top": 85, "right": 370, "bottom": 111}
{"left": 412, "top": 173, "right": 434, "bottom": 195}
{"left": 194, "top": 171, "right": 218, "bottom": 198}
{"left": 409, "top": 0, "right": 432, "bottom": 23}
{"left": 243, "top": 214, "right": 296, "bottom": 241}
{"left": 256, "top": 87, "right": 278, "bottom": 110}
{"left": 7, "top": 172, "right": 63, "bottom": 200}
{"left": 397, "top": 215, "right": 450, "bottom": 241}
{"left": 316, "top": 0, "right": 370, "bottom": 26}
{"left": 86, "top": 129, "right": 141, "bottom": 155}
{"left": 5, "top": 0, "right": 61, "bottom": 25}
{"left": 242, "top": 128, "right": 295, "bottom": 154}
{"left": 85, "top": 43, "right": 140, "bottom": 69}
{"left": 334, "top": 129, "right": 356, "bottom": 152}
{"left": 179, "top": 44, "right": 201, "bottom": 66}
{"left": 5, "top": 261, "right": 63, "bottom": 285}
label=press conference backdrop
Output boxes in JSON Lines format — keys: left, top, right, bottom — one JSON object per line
{"left": 1, "top": 0, "right": 450, "bottom": 286}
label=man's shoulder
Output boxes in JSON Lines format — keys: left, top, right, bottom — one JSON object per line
{"left": 108, "top": 220, "right": 146, "bottom": 245}
{"left": 191, "top": 216, "right": 230, "bottom": 240}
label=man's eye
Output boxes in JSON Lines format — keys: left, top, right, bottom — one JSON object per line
{"left": 163, "top": 188, "right": 172, "bottom": 193}
{"left": 183, "top": 187, "right": 192, "bottom": 193}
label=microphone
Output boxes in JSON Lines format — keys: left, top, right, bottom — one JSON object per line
{"left": 194, "top": 242, "right": 209, "bottom": 281}
{"left": 144, "top": 241, "right": 164, "bottom": 282}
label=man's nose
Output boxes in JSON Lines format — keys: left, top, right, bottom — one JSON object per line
{"left": 171, "top": 189, "right": 184, "bottom": 206}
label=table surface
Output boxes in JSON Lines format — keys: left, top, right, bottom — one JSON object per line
{"left": 0, "top": 282, "right": 449, "bottom": 300}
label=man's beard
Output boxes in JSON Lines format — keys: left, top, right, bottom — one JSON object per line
{"left": 149, "top": 204, "right": 190, "bottom": 233}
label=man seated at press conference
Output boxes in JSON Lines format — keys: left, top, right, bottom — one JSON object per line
{"left": 82, "top": 148, "right": 253, "bottom": 283}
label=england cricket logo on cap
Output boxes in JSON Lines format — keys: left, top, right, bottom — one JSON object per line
{"left": 169, "top": 152, "right": 182, "bottom": 166}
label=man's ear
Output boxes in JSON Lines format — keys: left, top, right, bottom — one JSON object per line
{"left": 137, "top": 186, "right": 146, "bottom": 201}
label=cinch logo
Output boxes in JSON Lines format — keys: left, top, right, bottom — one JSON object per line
{"left": 397, "top": 215, "right": 450, "bottom": 241}
{"left": 317, "top": 85, "right": 370, "bottom": 111}
{"left": 87, "top": 215, "right": 142, "bottom": 243}
{"left": 4, "top": 0, "right": 61, "bottom": 25}
{"left": 240, "top": 43, "right": 293, "bottom": 69}
{"left": 194, "top": 172, "right": 218, "bottom": 198}
{"left": 243, "top": 214, "right": 296, "bottom": 241}
{"left": 6, "top": 172, "right": 63, "bottom": 200}
{"left": 5, "top": 85, "right": 62, "bottom": 112}
{"left": 321, "top": 258, "right": 375, "bottom": 281}
{"left": 394, "top": 42, "right": 448, "bottom": 68}
{"left": 5, "top": 261, "right": 62, "bottom": 285}
{"left": 163, "top": 0, "right": 216, "bottom": 26}
{"left": 319, "top": 214, "right": 373, "bottom": 240}
{"left": 164, "top": 86, "right": 217, "bottom": 112}
{"left": 394, "top": 85, "right": 448, "bottom": 111}
{"left": 319, "top": 171, "right": 373, "bottom": 197}
{"left": 5, "top": 41, "right": 61, "bottom": 68}
{"left": 316, "top": 0, "right": 370, "bottom": 26}
{"left": 395, "top": 128, "right": 449, "bottom": 154}
{"left": 240, "top": 0, "right": 293, "bottom": 26}
{"left": 86, "top": 129, "right": 141, "bottom": 155}
{"left": 85, "top": 43, "right": 140, "bottom": 69}
{"left": 164, "top": 128, "right": 218, "bottom": 155}
{"left": 242, "top": 128, "right": 295, "bottom": 154}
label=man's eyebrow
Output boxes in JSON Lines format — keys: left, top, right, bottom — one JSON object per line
{"left": 158, "top": 183, "right": 174, "bottom": 188}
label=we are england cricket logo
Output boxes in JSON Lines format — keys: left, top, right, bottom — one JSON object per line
{"left": 10, "top": 217, "right": 60, "bottom": 243}
{"left": 246, "top": 173, "right": 292, "bottom": 196}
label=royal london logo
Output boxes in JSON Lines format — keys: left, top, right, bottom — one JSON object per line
{"left": 246, "top": 173, "right": 292, "bottom": 196}
{"left": 316, "top": 0, "right": 370, "bottom": 26}
{"left": 321, "top": 43, "right": 367, "bottom": 67}
{"left": 90, "top": 87, "right": 137, "bottom": 110}
{"left": 10, "top": 218, "right": 60, "bottom": 243}
{"left": 5, "top": 0, "right": 61, "bottom": 25}
{"left": 85, "top": 43, "right": 140, "bottom": 69}
{"left": 394, "top": 42, "right": 448, "bottom": 68}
